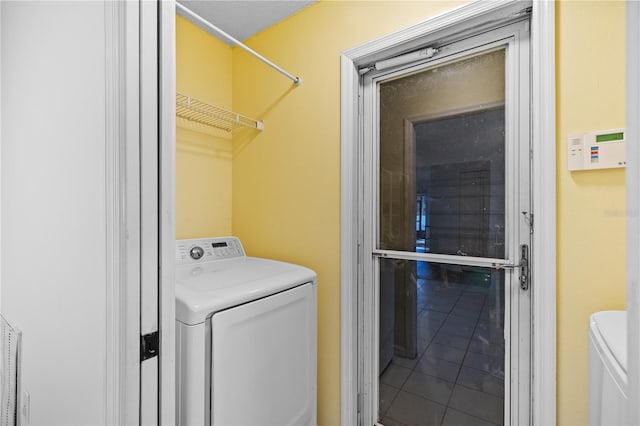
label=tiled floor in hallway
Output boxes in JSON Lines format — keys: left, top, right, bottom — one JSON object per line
{"left": 379, "top": 265, "right": 505, "bottom": 426}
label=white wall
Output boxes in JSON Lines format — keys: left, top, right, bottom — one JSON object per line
{"left": 1, "top": 1, "right": 108, "bottom": 424}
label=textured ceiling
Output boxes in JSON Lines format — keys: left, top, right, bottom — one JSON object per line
{"left": 176, "top": 0, "right": 316, "bottom": 45}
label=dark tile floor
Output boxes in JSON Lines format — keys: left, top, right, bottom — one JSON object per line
{"left": 379, "top": 265, "right": 505, "bottom": 426}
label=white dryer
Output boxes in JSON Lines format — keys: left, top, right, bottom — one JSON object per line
{"left": 175, "top": 237, "right": 317, "bottom": 426}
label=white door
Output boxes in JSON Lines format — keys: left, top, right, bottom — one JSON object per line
{"left": 360, "top": 20, "right": 531, "bottom": 425}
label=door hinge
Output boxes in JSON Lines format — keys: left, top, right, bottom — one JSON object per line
{"left": 140, "top": 331, "right": 159, "bottom": 361}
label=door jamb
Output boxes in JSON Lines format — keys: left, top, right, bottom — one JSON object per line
{"left": 159, "top": 0, "right": 177, "bottom": 424}
{"left": 104, "top": 0, "right": 177, "bottom": 423}
{"left": 339, "top": 1, "right": 556, "bottom": 424}
{"left": 626, "top": 1, "right": 640, "bottom": 423}
{"left": 105, "top": 1, "right": 142, "bottom": 423}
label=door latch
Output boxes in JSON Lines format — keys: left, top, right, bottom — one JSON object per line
{"left": 518, "top": 244, "right": 529, "bottom": 291}
{"left": 494, "top": 244, "right": 530, "bottom": 290}
{"left": 140, "top": 331, "right": 159, "bottom": 361}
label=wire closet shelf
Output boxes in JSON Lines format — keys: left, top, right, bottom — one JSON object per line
{"left": 176, "top": 92, "right": 264, "bottom": 132}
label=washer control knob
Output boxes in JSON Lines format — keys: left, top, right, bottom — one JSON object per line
{"left": 189, "top": 246, "right": 204, "bottom": 260}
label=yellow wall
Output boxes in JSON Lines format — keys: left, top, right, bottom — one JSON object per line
{"left": 556, "top": 1, "right": 626, "bottom": 424}
{"left": 176, "top": 15, "right": 234, "bottom": 239}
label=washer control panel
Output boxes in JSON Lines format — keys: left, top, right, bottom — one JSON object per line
{"left": 176, "top": 236, "right": 245, "bottom": 264}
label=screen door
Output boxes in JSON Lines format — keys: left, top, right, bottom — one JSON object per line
{"left": 361, "top": 20, "right": 531, "bottom": 426}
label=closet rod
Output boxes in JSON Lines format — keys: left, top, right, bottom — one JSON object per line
{"left": 176, "top": 2, "right": 302, "bottom": 86}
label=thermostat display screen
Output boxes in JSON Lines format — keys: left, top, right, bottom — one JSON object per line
{"left": 596, "top": 132, "right": 624, "bottom": 143}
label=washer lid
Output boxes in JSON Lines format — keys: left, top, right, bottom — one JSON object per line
{"left": 590, "top": 310, "right": 627, "bottom": 373}
{"left": 175, "top": 257, "right": 317, "bottom": 325}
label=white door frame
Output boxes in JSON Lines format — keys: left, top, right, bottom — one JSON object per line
{"left": 340, "top": 1, "right": 556, "bottom": 424}
{"left": 105, "top": 1, "right": 142, "bottom": 422}
{"left": 140, "top": 0, "right": 160, "bottom": 422}
{"left": 104, "top": 0, "right": 176, "bottom": 423}
{"left": 626, "top": 1, "right": 640, "bottom": 423}
{"left": 159, "top": 0, "right": 177, "bottom": 424}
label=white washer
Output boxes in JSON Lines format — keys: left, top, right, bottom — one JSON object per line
{"left": 175, "top": 237, "right": 317, "bottom": 426}
{"left": 588, "top": 310, "right": 627, "bottom": 425}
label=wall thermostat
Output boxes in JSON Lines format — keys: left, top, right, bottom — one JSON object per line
{"left": 568, "top": 128, "right": 626, "bottom": 171}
